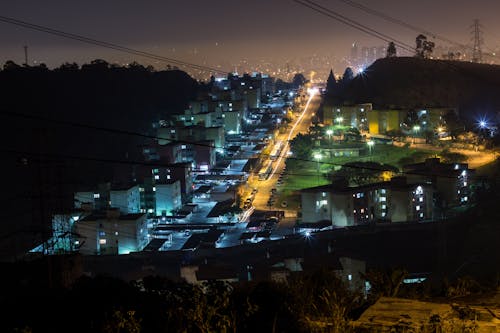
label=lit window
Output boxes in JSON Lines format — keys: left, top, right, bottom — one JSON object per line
{"left": 419, "top": 213, "right": 424, "bottom": 218}
{"left": 93, "top": 193, "right": 100, "bottom": 199}
{"left": 348, "top": 274, "right": 352, "bottom": 281}
{"left": 380, "top": 197, "right": 386, "bottom": 202}
{"left": 139, "top": 187, "right": 144, "bottom": 192}
{"left": 419, "top": 197, "right": 424, "bottom": 202}
{"left": 380, "top": 189, "right": 386, "bottom": 194}
{"left": 115, "top": 231, "right": 119, "bottom": 236}
{"left": 381, "top": 205, "right": 386, "bottom": 209}
{"left": 381, "top": 212, "right": 386, "bottom": 217}
{"left": 167, "top": 175, "right": 171, "bottom": 180}
{"left": 181, "top": 145, "right": 186, "bottom": 149}
{"left": 153, "top": 187, "right": 156, "bottom": 192}
{"left": 99, "top": 239, "right": 106, "bottom": 245}
{"left": 322, "top": 192, "right": 327, "bottom": 197}
{"left": 154, "top": 175, "right": 160, "bottom": 180}
{"left": 99, "top": 231, "right": 105, "bottom": 237}
{"left": 416, "top": 205, "right": 420, "bottom": 211}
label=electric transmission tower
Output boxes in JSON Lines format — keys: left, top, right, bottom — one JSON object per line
{"left": 471, "top": 19, "right": 483, "bottom": 63}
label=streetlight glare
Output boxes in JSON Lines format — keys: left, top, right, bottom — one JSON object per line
{"left": 313, "top": 152, "right": 322, "bottom": 160}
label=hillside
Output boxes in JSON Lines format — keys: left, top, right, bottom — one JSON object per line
{"left": 340, "top": 57, "right": 500, "bottom": 120}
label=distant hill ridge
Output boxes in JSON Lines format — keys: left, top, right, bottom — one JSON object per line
{"left": 341, "top": 57, "right": 500, "bottom": 120}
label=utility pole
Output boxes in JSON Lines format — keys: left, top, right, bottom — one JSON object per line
{"left": 471, "top": 19, "right": 483, "bottom": 63}
{"left": 24, "top": 45, "right": 28, "bottom": 66}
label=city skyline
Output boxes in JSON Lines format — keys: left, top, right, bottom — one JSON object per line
{"left": 1, "top": 0, "right": 499, "bottom": 79}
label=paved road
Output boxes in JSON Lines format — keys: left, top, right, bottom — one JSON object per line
{"left": 399, "top": 142, "right": 498, "bottom": 169}
{"left": 246, "top": 93, "right": 320, "bottom": 215}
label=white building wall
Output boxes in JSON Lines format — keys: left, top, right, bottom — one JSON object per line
{"left": 110, "top": 186, "right": 141, "bottom": 214}
{"left": 155, "top": 181, "right": 182, "bottom": 216}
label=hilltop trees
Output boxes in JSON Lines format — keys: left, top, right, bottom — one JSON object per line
{"left": 415, "top": 34, "right": 435, "bottom": 59}
{"left": 386, "top": 41, "right": 397, "bottom": 58}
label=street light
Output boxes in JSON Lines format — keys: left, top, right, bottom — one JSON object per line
{"left": 313, "top": 152, "right": 322, "bottom": 185}
{"left": 413, "top": 125, "right": 420, "bottom": 144}
{"left": 367, "top": 140, "right": 375, "bottom": 155}
{"left": 326, "top": 129, "right": 333, "bottom": 143}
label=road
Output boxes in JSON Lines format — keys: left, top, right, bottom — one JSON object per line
{"left": 400, "top": 142, "right": 498, "bottom": 169}
{"left": 243, "top": 91, "right": 321, "bottom": 223}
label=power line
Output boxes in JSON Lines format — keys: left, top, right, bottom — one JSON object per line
{"left": 292, "top": 0, "right": 415, "bottom": 53}
{"left": 335, "top": 0, "right": 500, "bottom": 62}
{"left": 335, "top": 0, "right": 466, "bottom": 48}
{"left": 0, "top": 15, "right": 228, "bottom": 75}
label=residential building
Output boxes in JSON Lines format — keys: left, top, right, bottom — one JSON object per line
{"left": 323, "top": 103, "right": 371, "bottom": 131}
{"left": 110, "top": 185, "right": 141, "bottom": 214}
{"left": 154, "top": 180, "right": 182, "bottom": 216}
{"left": 74, "top": 209, "right": 148, "bottom": 255}
{"left": 300, "top": 177, "right": 434, "bottom": 226}
{"left": 403, "top": 158, "right": 474, "bottom": 207}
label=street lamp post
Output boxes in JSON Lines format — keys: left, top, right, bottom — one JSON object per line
{"left": 326, "top": 129, "right": 333, "bottom": 145}
{"left": 313, "top": 152, "right": 322, "bottom": 185}
{"left": 412, "top": 125, "right": 420, "bottom": 145}
{"left": 367, "top": 140, "right": 374, "bottom": 157}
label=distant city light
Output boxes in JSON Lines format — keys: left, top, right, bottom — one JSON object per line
{"left": 307, "top": 87, "right": 319, "bottom": 96}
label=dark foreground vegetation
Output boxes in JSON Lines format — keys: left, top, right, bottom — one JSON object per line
{"left": 3, "top": 265, "right": 498, "bottom": 333}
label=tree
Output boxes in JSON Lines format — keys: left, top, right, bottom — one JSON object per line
{"left": 386, "top": 42, "right": 397, "bottom": 57}
{"left": 326, "top": 69, "right": 337, "bottom": 93}
{"left": 3, "top": 60, "right": 21, "bottom": 71}
{"left": 289, "top": 133, "right": 314, "bottom": 160}
{"left": 341, "top": 67, "right": 354, "bottom": 83}
{"left": 415, "top": 34, "right": 435, "bottom": 59}
{"left": 292, "top": 73, "right": 306, "bottom": 88}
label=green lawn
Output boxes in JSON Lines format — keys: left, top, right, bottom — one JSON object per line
{"left": 279, "top": 144, "right": 436, "bottom": 204}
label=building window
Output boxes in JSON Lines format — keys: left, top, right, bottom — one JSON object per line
{"left": 153, "top": 187, "right": 156, "bottom": 192}
{"left": 416, "top": 205, "right": 420, "bottom": 211}
{"left": 93, "top": 193, "right": 100, "bottom": 199}
{"left": 154, "top": 175, "right": 160, "bottom": 180}
{"left": 99, "top": 239, "right": 107, "bottom": 245}
{"left": 380, "top": 197, "right": 386, "bottom": 202}
{"left": 99, "top": 231, "right": 105, "bottom": 237}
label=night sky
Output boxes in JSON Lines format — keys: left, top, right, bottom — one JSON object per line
{"left": 1, "top": 0, "right": 499, "bottom": 72}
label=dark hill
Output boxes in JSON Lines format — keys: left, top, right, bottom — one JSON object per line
{"left": 0, "top": 62, "right": 200, "bottom": 259}
{"left": 341, "top": 57, "right": 500, "bottom": 120}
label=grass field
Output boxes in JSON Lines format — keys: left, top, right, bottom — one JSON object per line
{"left": 277, "top": 144, "right": 436, "bottom": 209}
